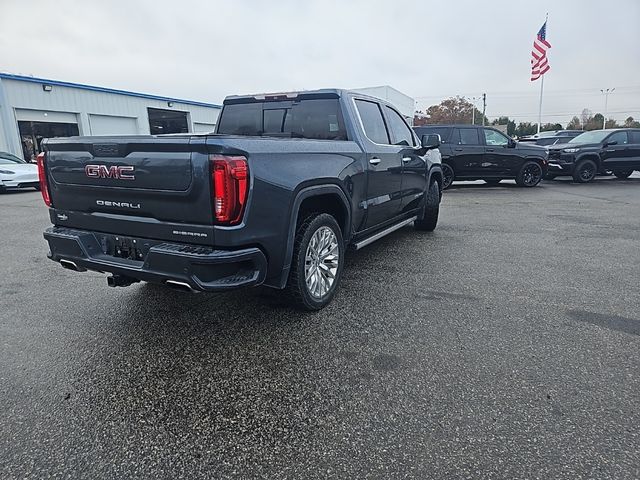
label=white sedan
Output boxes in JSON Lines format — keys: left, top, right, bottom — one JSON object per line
{"left": 0, "top": 152, "right": 39, "bottom": 192}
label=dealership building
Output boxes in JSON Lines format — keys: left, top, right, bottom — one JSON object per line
{"left": 0, "top": 73, "right": 416, "bottom": 162}
{"left": 0, "top": 73, "right": 222, "bottom": 161}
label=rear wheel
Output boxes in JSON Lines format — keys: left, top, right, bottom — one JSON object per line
{"left": 441, "top": 163, "right": 454, "bottom": 190}
{"left": 613, "top": 170, "right": 633, "bottom": 179}
{"left": 284, "top": 213, "right": 344, "bottom": 311}
{"left": 572, "top": 159, "right": 597, "bottom": 183}
{"left": 483, "top": 178, "right": 502, "bottom": 185}
{"left": 414, "top": 181, "right": 440, "bottom": 232}
{"left": 516, "top": 161, "right": 543, "bottom": 187}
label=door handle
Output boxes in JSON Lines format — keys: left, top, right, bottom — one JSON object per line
{"left": 486, "top": 148, "right": 495, "bottom": 152}
{"left": 402, "top": 157, "right": 412, "bottom": 163}
{"left": 369, "top": 157, "right": 381, "bottom": 165}
{"left": 454, "top": 148, "right": 463, "bottom": 152}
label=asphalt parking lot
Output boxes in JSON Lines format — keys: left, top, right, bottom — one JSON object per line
{"left": 1, "top": 176, "right": 639, "bottom": 479}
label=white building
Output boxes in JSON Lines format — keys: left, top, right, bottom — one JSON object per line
{"left": 0, "top": 73, "right": 221, "bottom": 161}
{"left": 352, "top": 85, "right": 416, "bottom": 122}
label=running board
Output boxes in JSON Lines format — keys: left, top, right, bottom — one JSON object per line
{"left": 353, "top": 216, "right": 417, "bottom": 250}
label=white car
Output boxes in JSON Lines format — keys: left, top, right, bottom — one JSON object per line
{"left": 0, "top": 152, "right": 39, "bottom": 192}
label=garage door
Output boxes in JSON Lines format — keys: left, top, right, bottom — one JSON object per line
{"left": 89, "top": 114, "right": 138, "bottom": 135}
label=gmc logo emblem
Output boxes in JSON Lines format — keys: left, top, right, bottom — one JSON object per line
{"left": 85, "top": 164, "right": 135, "bottom": 180}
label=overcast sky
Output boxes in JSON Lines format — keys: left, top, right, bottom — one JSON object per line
{"left": 1, "top": 0, "right": 639, "bottom": 125}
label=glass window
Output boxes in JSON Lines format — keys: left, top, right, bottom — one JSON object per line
{"left": 148, "top": 108, "right": 189, "bottom": 134}
{"left": 263, "top": 109, "right": 287, "bottom": 133}
{"left": 355, "top": 100, "right": 390, "bottom": 144}
{"left": 385, "top": 106, "right": 415, "bottom": 146}
{"left": 414, "top": 126, "right": 451, "bottom": 143}
{"left": 453, "top": 128, "right": 480, "bottom": 145}
{"left": 217, "top": 99, "right": 347, "bottom": 140}
{"left": 607, "top": 131, "right": 628, "bottom": 145}
{"left": 629, "top": 131, "right": 640, "bottom": 144}
{"left": 484, "top": 129, "right": 509, "bottom": 146}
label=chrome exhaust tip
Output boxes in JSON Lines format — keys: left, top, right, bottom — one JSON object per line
{"left": 165, "top": 280, "right": 196, "bottom": 293}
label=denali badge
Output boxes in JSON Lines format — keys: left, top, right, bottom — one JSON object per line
{"left": 85, "top": 164, "right": 135, "bottom": 180}
{"left": 96, "top": 200, "right": 141, "bottom": 209}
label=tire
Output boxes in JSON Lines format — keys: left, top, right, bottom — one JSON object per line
{"left": 414, "top": 181, "right": 440, "bottom": 231}
{"left": 515, "top": 161, "right": 543, "bottom": 187}
{"left": 441, "top": 163, "right": 454, "bottom": 190}
{"left": 572, "top": 159, "right": 597, "bottom": 183}
{"left": 284, "top": 213, "right": 344, "bottom": 311}
{"left": 483, "top": 178, "right": 502, "bottom": 185}
{"left": 613, "top": 171, "right": 633, "bottom": 179}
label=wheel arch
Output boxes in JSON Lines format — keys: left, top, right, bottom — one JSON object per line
{"left": 278, "top": 184, "right": 351, "bottom": 288}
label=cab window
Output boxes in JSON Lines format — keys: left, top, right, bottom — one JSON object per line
{"left": 607, "top": 131, "right": 628, "bottom": 145}
{"left": 453, "top": 128, "right": 480, "bottom": 145}
{"left": 484, "top": 129, "right": 509, "bottom": 146}
{"left": 385, "top": 106, "right": 415, "bottom": 146}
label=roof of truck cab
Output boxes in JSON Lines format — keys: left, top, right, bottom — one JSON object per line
{"left": 223, "top": 89, "right": 386, "bottom": 104}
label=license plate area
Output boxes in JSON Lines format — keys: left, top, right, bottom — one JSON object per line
{"left": 98, "top": 234, "right": 150, "bottom": 261}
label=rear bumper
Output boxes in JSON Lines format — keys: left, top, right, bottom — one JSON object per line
{"left": 0, "top": 180, "right": 39, "bottom": 189}
{"left": 43, "top": 227, "right": 267, "bottom": 291}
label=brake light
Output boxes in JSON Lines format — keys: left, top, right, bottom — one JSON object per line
{"left": 210, "top": 155, "right": 249, "bottom": 224}
{"left": 36, "top": 152, "right": 52, "bottom": 207}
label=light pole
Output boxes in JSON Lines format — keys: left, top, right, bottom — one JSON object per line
{"left": 471, "top": 96, "right": 479, "bottom": 125}
{"left": 600, "top": 88, "right": 615, "bottom": 130}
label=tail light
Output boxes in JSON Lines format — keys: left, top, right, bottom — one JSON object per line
{"left": 36, "top": 152, "right": 53, "bottom": 207}
{"left": 210, "top": 155, "right": 248, "bottom": 224}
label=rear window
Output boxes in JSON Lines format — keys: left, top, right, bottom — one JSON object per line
{"left": 217, "top": 98, "right": 347, "bottom": 140}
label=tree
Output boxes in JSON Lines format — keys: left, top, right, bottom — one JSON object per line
{"left": 605, "top": 118, "right": 620, "bottom": 129}
{"left": 418, "top": 96, "right": 488, "bottom": 125}
{"left": 624, "top": 116, "right": 640, "bottom": 128}
{"left": 566, "top": 116, "right": 581, "bottom": 130}
{"left": 491, "top": 116, "right": 516, "bottom": 136}
{"left": 514, "top": 122, "right": 537, "bottom": 137}
{"left": 540, "top": 123, "right": 563, "bottom": 132}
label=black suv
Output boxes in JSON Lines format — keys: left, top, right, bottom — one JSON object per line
{"left": 414, "top": 125, "right": 548, "bottom": 189}
{"left": 546, "top": 128, "right": 640, "bottom": 182}
{"left": 519, "top": 130, "right": 583, "bottom": 146}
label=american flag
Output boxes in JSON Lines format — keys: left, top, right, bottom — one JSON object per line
{"left": 531, "top": 21, "right": 551, "bottom": 81}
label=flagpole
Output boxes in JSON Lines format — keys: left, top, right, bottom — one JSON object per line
{"left": 537, "top": 12, "right": 548, "bottom": 134}
{"left": 537, "top": 75, "right": 544, "bottom": 134}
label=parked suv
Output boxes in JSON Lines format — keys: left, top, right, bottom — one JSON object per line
{"left": 546, "top": 128, "right": 640, "bottom": 182}
{"left": 414, "top": 125, "right": 548, "bottom": 189}
{"left": 518, "top": 130, "right": 583, "bottom": 146}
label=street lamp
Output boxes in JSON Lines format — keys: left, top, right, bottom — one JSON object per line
{"left": 471, "top": 96, "right": 479, "bottom": 125}
{"left": 600, "top": 88, "right": 615, "bottom": 130}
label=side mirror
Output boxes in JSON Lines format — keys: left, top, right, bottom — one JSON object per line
{"left": 421, "top": 134, "right": 440, "bottom": 150}
{"left": 605, "top": 140, "right": 618, "bottom": 147}
{"left": 508, "top": 138, "right": 517, "bottom": 148}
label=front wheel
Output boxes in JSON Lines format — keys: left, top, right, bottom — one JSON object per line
{"left": 414, "top": 181, "right": 440, "bottom": 231}
{"left": 572, "top": 159, "right": 597, "bottom": 183}
{"left": 284, "top": 213, "right": 344, "bottom": 311}
{"left": 516, "top": 161, "right": 543, "bottom": 187}
{"left": 613, "top": 170, "right": 633, "bottom": 179}
{"left": 441, "top": 163, "right": 454, "bottom": 190}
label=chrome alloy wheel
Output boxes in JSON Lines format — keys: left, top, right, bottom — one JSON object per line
{"left": 304, "top": 226, "right": 339, "bottom": 299}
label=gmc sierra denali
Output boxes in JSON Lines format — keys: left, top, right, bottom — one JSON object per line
{"left": 39, "top": 89, "right": 443, "bottom": 310}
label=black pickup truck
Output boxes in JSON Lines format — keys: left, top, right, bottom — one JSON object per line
{"left": 39, "top": 89, "right": 443, "bottom": 310}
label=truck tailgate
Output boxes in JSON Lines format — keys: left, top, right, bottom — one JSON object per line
{"left": 44, "top": 136, "right": 214, "bottom": 243}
